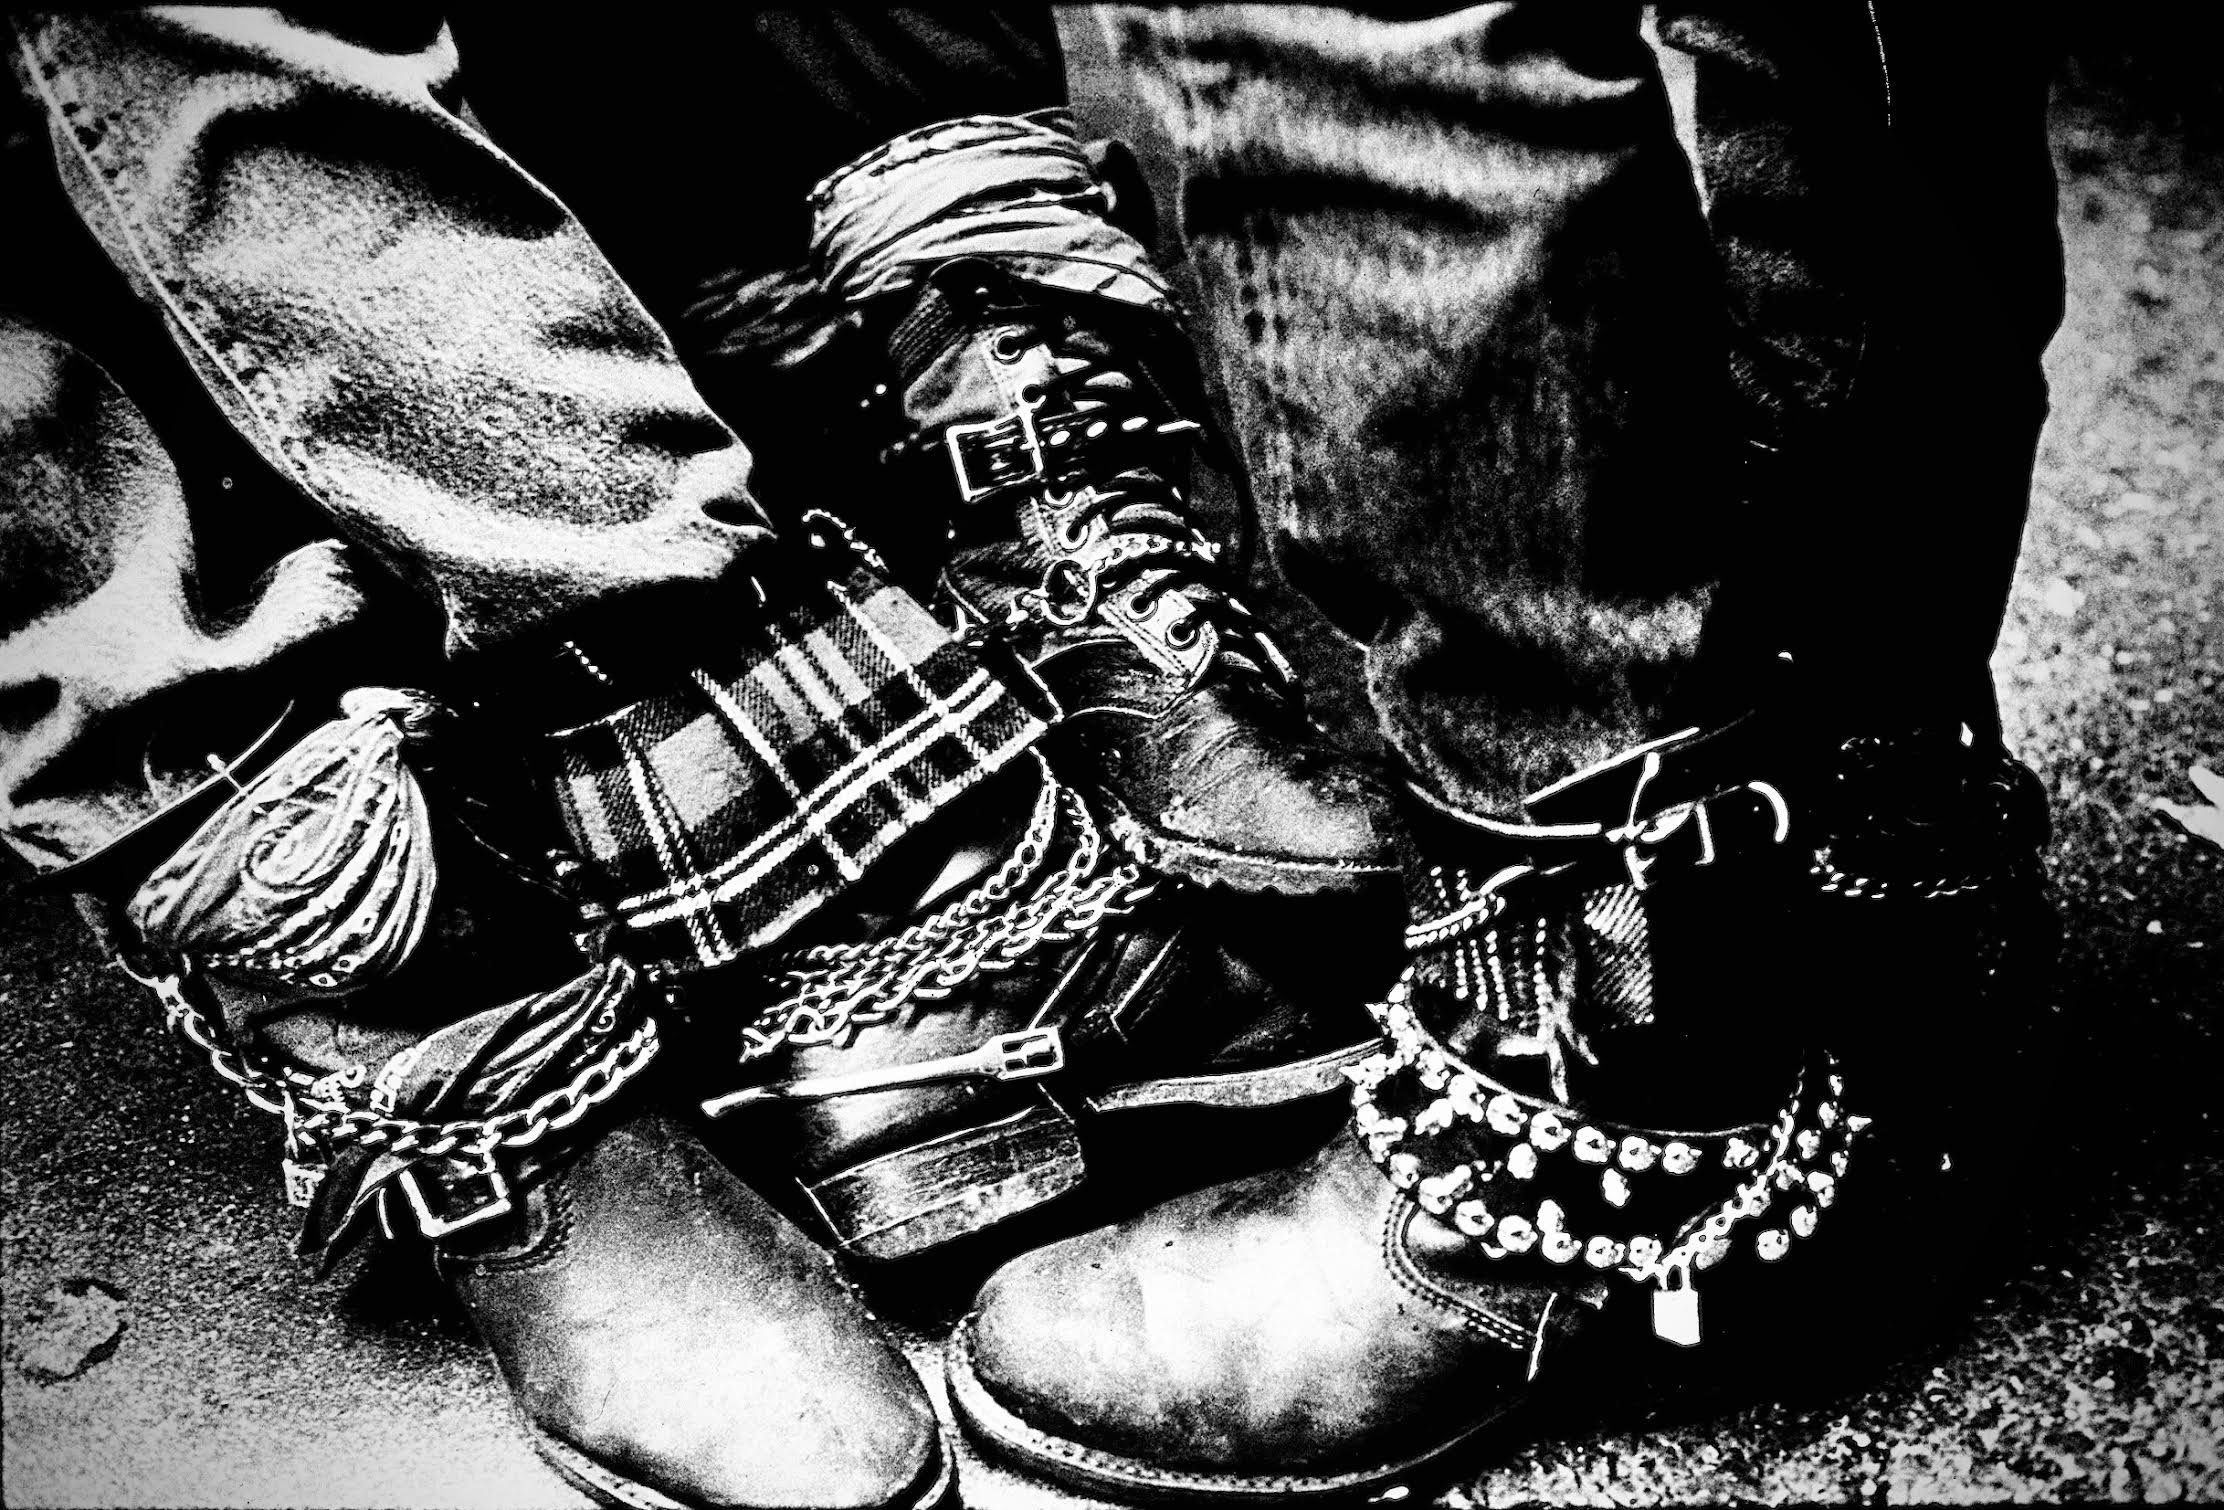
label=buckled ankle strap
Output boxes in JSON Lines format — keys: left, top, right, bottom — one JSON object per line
{"left": 701, "top": 1026, "right": 1065, "bottom": 1117}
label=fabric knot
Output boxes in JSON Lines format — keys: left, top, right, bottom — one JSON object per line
{"left": 810, "top": 111, "right": 1172, "bottom": 313}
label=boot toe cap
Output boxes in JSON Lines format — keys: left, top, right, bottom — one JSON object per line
{"left": 547, "top": 1377, "right": 946, "bottom": 1510}
{"left": 1156, "top": 723, "right": 1402, "bottom": 884}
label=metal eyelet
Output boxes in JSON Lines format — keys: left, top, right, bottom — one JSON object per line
{"left": 1053, "top": 510, "right": 1093, "bottom": 551}
{"left": 991, "top": 329, "right": 1029, "bottom": 364}
{"left": 1035, "top": 559, "right": 1098, "bottom": 627}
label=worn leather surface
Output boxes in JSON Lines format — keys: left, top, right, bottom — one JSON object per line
{"left": 708, "top": 877, "right": 1391, "bottom": 1255}
{"left": 962, "top": 1127, "right": 1598, "bottom": 1481}
{"left": 908, "top": 282, "right": 1399, "bottom": 891}
{"left": 440, "top": 1110, "right": 943, "bottom": 1510}
{"left": 798, "top": 112, "right": 1399, "bottom": 891}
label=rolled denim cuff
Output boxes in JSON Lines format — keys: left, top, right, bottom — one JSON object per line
{"left": 810, "top": 111, "right": 1172, "bottom": 313}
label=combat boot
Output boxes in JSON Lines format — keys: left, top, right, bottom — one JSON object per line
{"left": 807, "top": 114, "right": 1396, "bottom": 898}
{"left": 695, "top": 751, "right": 1393, "bottom": 1262}
{"left": 437, "top": 1108, "right": 950, "bottom": 1510}
{"left": 946, "top": 709, "right": 2049, "bottom": 1501}
{"left": 106, "top": 688, "right": 954, "bottom": 1510}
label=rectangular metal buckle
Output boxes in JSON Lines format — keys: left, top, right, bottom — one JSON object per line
{"left": 699, "top": 1025, "right": 1069, "bottom": 1117}
{"left": 945, "top": 402, "right": 1045, "bottom": 504}
{"left": 396, "top": 1158, "right": 515, "bottom": 1240}
{"left": 990, "top": 1027, "right": 1066, "bottom": 1080}
{"left": 281, "top": 1158, "right": 325, "bottom": 1209}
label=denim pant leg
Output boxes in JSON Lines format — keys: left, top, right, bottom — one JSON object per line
{"left": 1656, "top": 5, "right": 2064, "bottom": 726}
{"left": 1, "top": 11, "right": 780, "bottom": 1072}
{"left": 5, "top": 10, "right": 768, "bottom": 664}
{"left": 1099, "top": 5, "right": 2064, "bottom": 809}
{"left": 1097, "top": 6, "right": 1730, "bottom": 814}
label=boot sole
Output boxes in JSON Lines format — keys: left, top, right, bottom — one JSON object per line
{"left": 1148, "top": 831, "right": 1396, "bottom": 898}
{"left": 523, "top": 1413, "right": 956, "bottom": 1510}
{"left": 946, "top": 1316, "right": 1523, "bottom": 1504}
{"left": 1086, "top": 1041, "right": 1374, "bottom": 1114}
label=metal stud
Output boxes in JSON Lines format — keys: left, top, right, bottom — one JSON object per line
{"left": 1529, "top": 1108, "right": 1570, "bottom": 1152}
{"left": 1819, "top": 1102, "right": 1839, "bottom": 1130}
{"left": 1774, "top": 1163, "right": 1804, "bottom": 1192}
{"left": 1724, "top": 1137, "right": 1759, "bottom": 1169}
{"left": 1454, "top": 1199, "right": 1494, "bottom": 1238}
{"left": 1388, "top": 1152, "right": 1421, "bottom": 1189}
{"left": 1417, "top": 1165, "right": 1473, "bottom": 1216}
{"left": 1507, "top": 1143, "right": 1538, "bottom": 1180}
{"left": 1496, "top": 1214, "right": 1537, "bottom": 1254}
{"left": 1797, "top": 1129, "right": 1823, "bottom": 1161}
{"left": 1585, "top": 1235, "right": 1627, "bottom": 1269}
{"left": 1449, "top": 1072, "right": 1486, "bottom": 1120}
{"left": 1536, "top": 1199, "right": 1566, "bottom": 1233}
{"left": 1662, "top": 1141, "right": 1698, "bottom": 1175}
{"left": 1574, "top": 1126, "right": 1612, "bottom": 1165}
{"left": 1486, "top": 1093, "right": 1528, "bottom": 1136}
{"left": 1542, "top": 1230, "right": 1581, "bottom": 1264}
{"left": 1343, "top": 1055, "right": 1393, "bottom": 1093}
{"left": 1756, "top": 1228, "right": 1790, "bottom": 1262}
{"left": 1627, "top": 1235, "right": 1663, "bottom": 1270}
{"left": 1619, "top": 1136, "right": 1657, "bottom": 1173}
{"left": 1413, "top": 1098, "right": 1456, "bottom": 1136}
{"left": 1790, "top": 1205, "right": 1818, "bottom": 1239}
{"left": 1602, "top": 1168, "right": 1631, "bottom": 1207}
{"left": 1808, "top": 1170, "right": 1837, "bottom": 1208}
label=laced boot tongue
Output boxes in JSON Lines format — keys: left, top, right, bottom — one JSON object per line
{"left": 873, "top": 262, "right": 1277, "bottom": 694}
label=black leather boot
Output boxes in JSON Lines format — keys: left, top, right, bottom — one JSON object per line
{"left": 104, "top": 688, "right": 956, "bottom": 1510}
{"left": 440, "top": 1110, "right": 950, "bottom": 1510}
{"left": 696, "top": 753, "right": 1392, "bottom": 1261}
{"left": 807, "top": 115, "right": 1396, "bottom": 898}
{"left": 945, "top": 713, "right": 2050, "bottom": 1501}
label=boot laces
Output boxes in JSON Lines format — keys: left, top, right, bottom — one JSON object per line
{"left": 1028, "top": 359, "right": 1285, "bottom": 690}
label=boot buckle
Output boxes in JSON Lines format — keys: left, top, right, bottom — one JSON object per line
{"left": 946, "top": 401, "right": 1046, "bottom": 503}
{"left": 990, "top": 1027, "right": 1066, "bottom": 1078}
{"left": 396, "top": 1154, "right": 515, "bottom": 1240}
{"left": 700, "top": 1026, "right": 1069, "bottom": 1116}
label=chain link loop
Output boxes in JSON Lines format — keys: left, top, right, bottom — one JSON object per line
{"left": 121, "top": 959, "right": 659, "bottom": 1164}
{"left": 737, "top": 770, "right": 1158, "bottom": 1064}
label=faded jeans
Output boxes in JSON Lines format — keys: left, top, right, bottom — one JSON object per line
{"left": 1, "top": 10, "right": 2063, "bottom": 1061}
{"left": 1088, "top": 5, "right": 2065, "bottom": 811}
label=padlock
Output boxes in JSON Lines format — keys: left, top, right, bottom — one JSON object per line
{"left": 1653, "top": 1260, "right": 1701, "bottom": 1347}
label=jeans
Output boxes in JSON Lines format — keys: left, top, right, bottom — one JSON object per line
{"left": 1090, "top": 4, "right": 2065, "bottom": 811}
{"left": 0, "top": 10, "right": 1067, "bottom": 1073}
{"left": 2, "top": 8, "right": 2063, "bottom": 1065}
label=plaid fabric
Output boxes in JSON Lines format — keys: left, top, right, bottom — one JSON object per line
{"left": 547, "top": 572, "right": 1044, "bottom": 974}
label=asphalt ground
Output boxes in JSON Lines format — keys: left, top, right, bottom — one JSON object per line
{"left": 4, "top": 51, "right": 2220, "bottom": 1510}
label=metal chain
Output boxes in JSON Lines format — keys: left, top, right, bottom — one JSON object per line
{"left": 737, "top": 778, "right": 1158, "bottom": 1062}
{"left": 1806, "top": 853, "right": 1993, "bottom": 902}
{"left": 123, "top": 961, "right": 660, "bottom": 1163}
{"left": 783, "top": 754, "right": 1064, "bottom": 973}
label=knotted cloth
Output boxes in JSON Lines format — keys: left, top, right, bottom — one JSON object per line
{"left": 811, "top": 111, "right": 1173, "bottom": 313}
